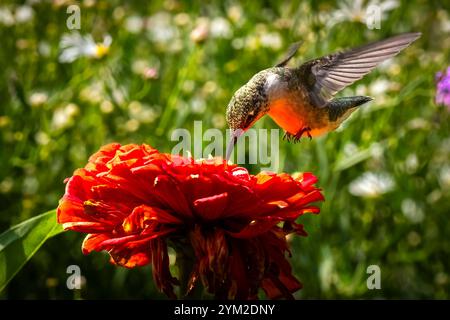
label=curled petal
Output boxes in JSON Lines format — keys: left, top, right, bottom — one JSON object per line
{"left": 82, "top": 233, "right": 111, "bottom": 254}
{"left": 193, "top": 192, "right": 228, "bottom": 220}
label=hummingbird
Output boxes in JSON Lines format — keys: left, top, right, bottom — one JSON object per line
{"left": 225, "top": 32, "right": 421, "bottom": 160}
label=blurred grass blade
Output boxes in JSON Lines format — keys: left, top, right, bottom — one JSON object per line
{"left": 333, "top": 147, "right": 373, "bottom": 172}
{"left": 156, "top": 46, "right": 200, "bottom": 136}
{"left": 0, "top": 210, "right": 64, "bottom": 292}
{"left": 333, "top": 142, "right": 386, "bottom": 172}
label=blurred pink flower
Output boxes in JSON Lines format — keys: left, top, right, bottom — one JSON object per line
{"left": 435, "top": 67, "right": 450, "bottom": 110}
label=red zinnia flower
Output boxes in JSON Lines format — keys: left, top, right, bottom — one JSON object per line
{"left": 57, "top": 143, "right": 324, "bottom": 299}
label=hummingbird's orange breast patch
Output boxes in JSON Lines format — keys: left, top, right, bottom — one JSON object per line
{"left": 267, "top": 97, "right": 332, "bottom": 137}
{"left": 268, "top": 98, "right": 307, "bottom": 134}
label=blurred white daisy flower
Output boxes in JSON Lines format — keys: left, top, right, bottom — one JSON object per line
{"left": 23, "top": 176, "right": 39, "bottom": 195}
{"left": 147, "top": 12, "right": 178, "bottom": 44}
{"left": 349, "top": 171, "right": 395, "bottom": 198}
{"left": 0, "top": 7, "right": 15, "bottom": 26}
{"left": 404, "top": 153, "right": 419, "bottom": 174}
{"left": 38, "top": 41, "right": 51, "bottom": 57}
{"left": 260, "top": 32, "right": 283, "bottom": 50}
{"left": 401, "top": 198, "right": 425, "bottom": 223}
{"left": 210, "top": 17, "right": 232, "bottom": 39}
{"left": 212, "top": 113, "right": 226, "bottom": 128}
{"left": 35, "top": 131, "right": 50, "bottom": 146}
{"left": 52, "top": 103, "right": 79, "bottom": 130}
{"left": 227, "top": 5, "right": 243, "bottom": 25}
{"left": 0, "top": 177, "right": 13, "bottom": 193}
{"left": 128, "top": 101, "right": 157, "bottom": 123}
{"left": 438, "top": 166, "right": 450, "bottom": 190}
{"left": 59, "top": 32, "right": 112, "bottom": 63}
{"left": 174, "top": 13, "right": 191, "bottom": 26}
{"left": 100, "top": 100, "right": 114, "bottom": 114}
{"left": 190, "top": 96, "right": 206, "bottom": 113}
{"left": 15, "top": 5, "right": 34, "bottom": 23}
{"left": 325, "top": 0, "right": 399, "bottom": 28}
{"left": 125, "top": 15, "right": 144, "bottom": 34}
{"left": 369, "top": 79, "right": 392, "bottom": 95}
{"left": 80, "top": 82, "right": 104, "bottom": 104}
{"left": 442, "top": 17, "right": 450, "bottom": 33}
{"left": 343, "top": 142, "right": 359, "bottom": 156}
{"left": 231, "top": 37, "right": 245, "bottom": 50}
{"left": 29, "top": 91, "right": 48, "bottom": 107}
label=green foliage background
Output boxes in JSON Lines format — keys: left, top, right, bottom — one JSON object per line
{"left": 0, "top": 0, "right": 449, "bottom": 299}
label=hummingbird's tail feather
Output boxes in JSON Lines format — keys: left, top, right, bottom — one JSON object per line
{"left": 275, "top": 41, "right": 303, "bottom": 67}
{"left": 327, "top": 96, "right": 372, "bottom": 121}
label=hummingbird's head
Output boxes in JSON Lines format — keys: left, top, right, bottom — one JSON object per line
{"left": 226, "top": 71, "right": 270, "bottom": 130}
{"left": 225, "top": 72, "right": 269, "bottom": 160}
{"left": 226, "top": 90, "right": 264, "bottom": 131}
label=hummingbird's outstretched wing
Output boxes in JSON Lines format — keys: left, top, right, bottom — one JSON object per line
{"left": 275, "top": 41, "right": 302, "bottom": 67}
{"left": 304, "top": 32, "right": 421, "bottom": 108}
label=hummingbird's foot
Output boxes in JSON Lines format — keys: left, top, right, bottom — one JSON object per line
{"left": 283, "top": 128, "right": 312, "bottom": 143}
{"left": 306, "top": 129, "right": 312, "bottom": 140}
{"left": 283, "top": 131, "right": 293, "bottom": 142}
{"left": 291, "top": 127, "right": 312, "bottom": 143}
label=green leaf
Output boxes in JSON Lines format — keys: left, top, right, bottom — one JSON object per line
{"left": 0, "top": 210, "right": 64, "bottom": 292}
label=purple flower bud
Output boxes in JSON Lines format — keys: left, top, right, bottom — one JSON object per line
{"left": 435, "top": 67, "right": 450, "bottom": 110}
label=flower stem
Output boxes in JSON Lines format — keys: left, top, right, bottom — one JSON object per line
{"left": 175, "top": 242, "right": 203, "bottom": 299}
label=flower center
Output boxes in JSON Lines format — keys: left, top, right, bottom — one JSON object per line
{"left": 95, "top": 44, "right": 109, "bottom": 58}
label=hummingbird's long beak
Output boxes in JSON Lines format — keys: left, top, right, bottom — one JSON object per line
{"left": 225, "top": 129, "right": 244, "bottom": 161}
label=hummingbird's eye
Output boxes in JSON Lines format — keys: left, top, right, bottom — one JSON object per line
{"left": 244, "top": 113, "right": 256, "bottom": 128}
